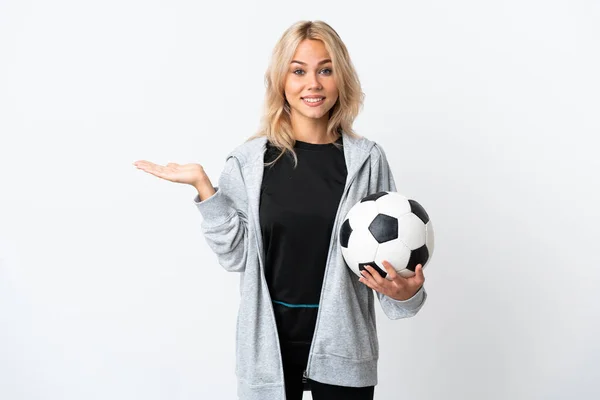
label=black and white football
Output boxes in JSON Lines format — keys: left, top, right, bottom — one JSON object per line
{"left": 340, "top": 191, "right": 434, "bottom": 279}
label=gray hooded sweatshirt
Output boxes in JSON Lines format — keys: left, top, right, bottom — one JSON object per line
{"left": 193, "top": 132, "right": 427, "bottom": 400}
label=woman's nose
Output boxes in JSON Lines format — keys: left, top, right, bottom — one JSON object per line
{"left": 307, "top": 73, "right": 323, "bottom": 90}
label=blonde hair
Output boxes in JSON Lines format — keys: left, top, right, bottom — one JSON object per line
{"left": 250, "top": 20, "right": 364, "bottom": 166}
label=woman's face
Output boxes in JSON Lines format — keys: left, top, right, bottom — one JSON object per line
{"left": 284, "top": 39, "right": 339, "bottom": 123}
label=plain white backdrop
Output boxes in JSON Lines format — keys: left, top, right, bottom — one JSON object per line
{"left": 1, "top": 1, "right": 599, "bottom": 399}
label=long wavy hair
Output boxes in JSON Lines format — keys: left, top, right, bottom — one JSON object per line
{"left": 249, "top": 20, "right": 365, "bottom": 166}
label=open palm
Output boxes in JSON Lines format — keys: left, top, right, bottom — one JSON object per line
{"left": 133, "top": 160, "right": 206, "bottom": 187}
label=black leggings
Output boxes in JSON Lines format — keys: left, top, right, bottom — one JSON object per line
{"left": 281, "top": 343, "right": 375, "bottom": 400}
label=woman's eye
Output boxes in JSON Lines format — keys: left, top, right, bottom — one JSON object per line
{"left": 292, "top": 68, "right": 332, "bottom": 76}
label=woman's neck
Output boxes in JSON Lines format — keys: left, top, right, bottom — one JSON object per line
{"left": 290, "top": 112, "right": 335, "bottom": 144}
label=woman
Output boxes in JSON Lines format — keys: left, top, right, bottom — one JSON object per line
{"left": 134, "top": 20, "right": 427, "bottom": 400}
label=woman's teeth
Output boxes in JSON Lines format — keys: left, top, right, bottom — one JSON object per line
{"left": 303, "top": 97, "right": 324, "bottom": 103}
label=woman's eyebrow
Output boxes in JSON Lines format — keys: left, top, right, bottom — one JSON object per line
{"left": 290, "top": 59, "right": 332, "bottom": 66}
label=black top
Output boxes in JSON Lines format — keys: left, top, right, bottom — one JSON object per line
{"left": 259, "top": 136, "right": 347, "bottom": 364}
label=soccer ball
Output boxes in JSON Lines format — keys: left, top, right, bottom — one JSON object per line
{"left": 340, "top": 191, "right": 434, "bottom": 279}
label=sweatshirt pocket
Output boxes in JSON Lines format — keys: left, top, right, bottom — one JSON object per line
{"left": 315, "top": 282, "right": 378, "bottom": 361}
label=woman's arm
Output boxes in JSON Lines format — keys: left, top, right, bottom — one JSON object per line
{"left": 194, "top": 156, "right": 250, "bottom": 273}
{"left": 370, "top": 143, "right": 428, "bottom": 319}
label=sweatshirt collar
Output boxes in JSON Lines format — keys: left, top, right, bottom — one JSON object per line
{"left": 231, "top": 131, "right": 374, "bottom": 180}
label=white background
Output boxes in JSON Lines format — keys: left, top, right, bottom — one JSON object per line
{"left": 1, "top": 1, "right": 599, "bottom": 399}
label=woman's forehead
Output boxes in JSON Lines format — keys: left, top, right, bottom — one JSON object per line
{"left": 292, "top": 39, "right": 331, "bottom": 62}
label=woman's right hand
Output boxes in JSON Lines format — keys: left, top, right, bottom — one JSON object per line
{"left": 133, "top": 160, "right": 216, "bottom": 200}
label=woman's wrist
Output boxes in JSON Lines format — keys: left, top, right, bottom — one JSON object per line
{"left": 194, "top": 177, "right": 216, "bottom": 201}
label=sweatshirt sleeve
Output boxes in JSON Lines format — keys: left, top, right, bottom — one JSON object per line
{"left": 193, "top": 156, "right": 249, "bottom": 273}
{"left": 371, "top": 143, "right": 428, "bottom": 319}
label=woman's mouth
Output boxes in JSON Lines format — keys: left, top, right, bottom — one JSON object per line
{"left": 302, "top": 97, "right": 325, "bottom": 107}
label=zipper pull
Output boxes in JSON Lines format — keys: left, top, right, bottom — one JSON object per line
{"left": 302, "top": 369, "right": 307, "bottom": 384}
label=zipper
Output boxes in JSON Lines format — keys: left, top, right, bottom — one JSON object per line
{"left": 303, "top": 156, "right": 367, "bottom": 380}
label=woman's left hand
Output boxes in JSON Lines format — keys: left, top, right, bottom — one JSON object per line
{"left": 358, "top": 261, "right": 425, "bottom": 301}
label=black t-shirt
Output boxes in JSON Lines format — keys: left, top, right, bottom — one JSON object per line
{"left": 259, "top": 136, "right": 347, "bottom": 364}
